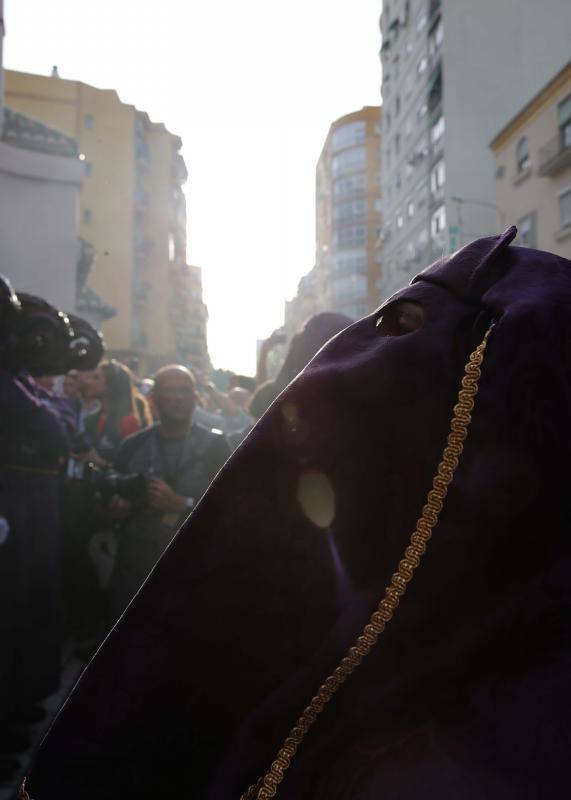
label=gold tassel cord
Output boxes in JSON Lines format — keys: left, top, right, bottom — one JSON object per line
{"left": 241, "top": 325, "right": 493, "bottom": 800}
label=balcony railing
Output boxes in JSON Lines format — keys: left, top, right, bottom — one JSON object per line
{"left": 538, "top": 131, "right": 571, "bottom": 176}
{"left": 2, "top": 107, "right": 78, "bottom": 158}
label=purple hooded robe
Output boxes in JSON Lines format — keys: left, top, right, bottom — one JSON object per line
{"left": 22, "top": 228, "right": 571, "bottom": 798}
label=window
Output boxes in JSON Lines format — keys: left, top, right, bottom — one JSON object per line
{"left": 407, "top": 200, "right": 415, "bottom": 218}
{"left": 395, "top": 133, "right": 401, "bottom": 155}
{"left": 430, "top": 159, "right": 446, "bottom": 193}
{"left": 84, "top": 113, "right": 94, "bottom": 129}
{"left": 332, "top": 249, "right": 367, "bottom": 275}
{"left": 83, "top": 209, "right": 92, "bottom": 224}
{"left": 333, "top": 173, "right": 367, "bottom": 198}
{"left": 516, "top": 137, "right": 530, "bottom": 172}
{"left": 85, "top": 162, "right": 93, "bottom": 177}
{"left": 386, "top": 111, "right": 392, "bottom": 131}
{"left": 331, "top": 146, "right": 366, "bottom": 176}
{"left": 396, "top": 210, "right": 404, "bottom": 229}
{"left": 395, "top": 95, "right": 401, "bottom": 116}
{"left": 374, "top": 198, "right": 383, "bottom": 212}
{"left": 428, "top": 62, "right": 442, "bottom": 111}
{"left": 517, "top": 212, "right": 537, "bottom": 248}
{"left": 558, "top": 94, "right": 571, "bottom": 148}
{"left": 331, "top": 274, "right": 367, "bottom": 300}
{"left": 559, "top": 187, "right": 571, "bottom": 229}
{"left": 428, "top": 19, "right": 443, "bottom": 57}
{"left": 331, "top": 121, "right": 366, "bottom": 152}
{"left": 416, "top": 10, "right": 427, "bottom": 32}
{"left": 417, "top": 56, "right": 427, "bottom": 75}
{"left": 394, "top": 170, "right": 401, "bottom": 190}
{"left": 332, "top": 199, "right": 367, "bottom": 222}
{"left": 431, "top": 205, "right": 447, "bottom": 237}
{"left": 333, "top": 225, "right": 367, "bottom": 249}
{"left": 430, "top": 115, "right": 445, "bottom": 144}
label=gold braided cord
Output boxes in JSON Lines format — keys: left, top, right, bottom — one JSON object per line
{"left": 241, "top": 325, "right": 493, "bottom": 800}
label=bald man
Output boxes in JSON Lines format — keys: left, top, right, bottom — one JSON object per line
{"left": 107, "top": 365, "right": 232, "bottom": 623}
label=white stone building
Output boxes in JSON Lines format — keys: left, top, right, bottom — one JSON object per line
{"left": 0, "top": 0, "right": 84, "bottom": 314}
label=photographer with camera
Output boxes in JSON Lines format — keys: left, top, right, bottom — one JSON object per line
{"left": 61, "top": 360, "right": 151, "bottom": 654}
{"left": 107, "top": 364, "right": 232, "bottom": 623}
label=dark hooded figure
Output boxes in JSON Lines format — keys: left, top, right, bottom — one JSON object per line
{"left": 249, "top": 312, "right": 353, "bottom": 419}
{"left": 22, "top": 229, "right": 571, "bottom": 799}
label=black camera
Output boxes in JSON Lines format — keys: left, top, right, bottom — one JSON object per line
{"left": 84, "top": 463, "right": 148, "bottom": 506}
{"left": 0, "top": 274, "right": 105, "bottom": 375}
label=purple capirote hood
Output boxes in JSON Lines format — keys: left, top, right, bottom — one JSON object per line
{"left": 25, "top": 228, "right": 571, "bottom": 799}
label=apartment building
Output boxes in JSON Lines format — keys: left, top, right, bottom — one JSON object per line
{"left": 379, "top": 0, "right": 571, "bottom": 300}
{"left": 5, "top": 69, "right": 209, "bottom": 372}
{"left": 315, "top": 106, "right": 382, "bottom": 319}
{"left": 491, "top": 60, "right": 571, "bottom": 260}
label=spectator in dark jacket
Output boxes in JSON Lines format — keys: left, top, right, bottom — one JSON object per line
{"left": 107, "top": 365, "right": 231, "bottom": 623}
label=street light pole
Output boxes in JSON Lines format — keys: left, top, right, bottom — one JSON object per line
{"left": 450, "top": 195, "right": 497, "bottom": 248}
{"left": 450, "top": 195, "right": 497, "bottom": 211}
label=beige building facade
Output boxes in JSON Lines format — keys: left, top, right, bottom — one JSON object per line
{"left": 315, "top": 106, "right": 382, "bottom": 319}
{"left": 491, "top": 60, "right": 571, "bottom": 260}
{"left": 5, "top": 69, "right": 209, "bottom": 373}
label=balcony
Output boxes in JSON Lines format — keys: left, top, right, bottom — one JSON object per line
{"left": 538, "top": 130, "right": 571, "bottom": 176}
{"left": 2, "top": 107, "right": 79, "bottom": 158}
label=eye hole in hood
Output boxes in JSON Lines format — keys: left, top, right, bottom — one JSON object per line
{"left": 376, "top": 300, "right": 425, "bottom": 337}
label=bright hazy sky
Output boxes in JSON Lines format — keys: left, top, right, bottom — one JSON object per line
{"left": 5, "top": 0, "right": 381, "bottom": 374}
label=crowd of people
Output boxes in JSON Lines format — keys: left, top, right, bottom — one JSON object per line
{"left": 0, "top": 276, "right": 353, "bottom": 785}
